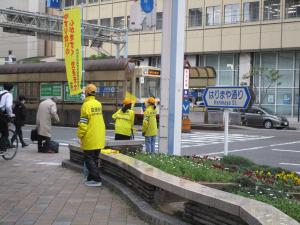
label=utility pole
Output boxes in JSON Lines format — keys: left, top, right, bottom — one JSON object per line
{"left": 159, "top": 0, "right": 186, "bottom": 155}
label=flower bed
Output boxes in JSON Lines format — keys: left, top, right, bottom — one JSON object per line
{"left": 129, "top": 152, "right": 300, "bottom": 222}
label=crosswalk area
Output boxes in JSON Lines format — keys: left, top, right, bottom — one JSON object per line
{"left": 105, "top": 132, "right": 274, "bottom": 149}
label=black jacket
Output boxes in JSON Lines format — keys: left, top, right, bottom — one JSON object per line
{"left": 13, "top": 101, "right": 27, "bottom": 126}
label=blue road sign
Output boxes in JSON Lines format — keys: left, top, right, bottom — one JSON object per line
{"left": 47, "top": 0, "right": 61, "bottom": 9}
{"left": 140, "top": 0, "right": 154, "bottom": 13}
{"left": 98, "top": 86, "right": 116, "bottom": 94}
{"left": 182, "top": 100, "right": 190, "bottom": 115}
{"left": 203, "top": 86, "right": 252, "bottom": 109}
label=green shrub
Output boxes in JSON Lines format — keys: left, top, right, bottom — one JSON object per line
{"left": 220, "top": 155, "right": 255, "bottom": 168}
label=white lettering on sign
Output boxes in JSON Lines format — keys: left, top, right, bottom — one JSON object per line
{"left": 183, "top": 69, "right": 189, "bottom": 89}
{"left": 203, "top": 87, "right": 251, "bottom": 109}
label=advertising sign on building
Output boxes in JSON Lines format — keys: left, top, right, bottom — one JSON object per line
{"left": 40, "top": 83, "right": 62, "bottom": 100}
{"left": 63, "top": 7, "right": 82, "bottom": 95}
{"left": 64, "top": 84, "right": 81, "bottom": 102}
{"left": 47, "top": 0, "right": 61, "bottom": 9}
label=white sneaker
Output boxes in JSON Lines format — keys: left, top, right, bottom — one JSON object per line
{"left": 84, "top": 180, "right": 102, "bottom": 187}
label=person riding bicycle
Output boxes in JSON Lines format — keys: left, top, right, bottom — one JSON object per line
{"left": 0, "top": 83, "right": 15, "bottom": 148}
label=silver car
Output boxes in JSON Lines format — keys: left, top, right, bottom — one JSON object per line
{"left": 241, "top": 106, "right": 289, "bottom": 129}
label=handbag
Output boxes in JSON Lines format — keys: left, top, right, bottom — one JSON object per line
{"left": 30, "top": 129, "right": 38, "bottom": 142}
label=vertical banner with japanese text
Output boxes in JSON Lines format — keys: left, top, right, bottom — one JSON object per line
{"left": 63, "top": 7, "right": 82, "bottom": 95}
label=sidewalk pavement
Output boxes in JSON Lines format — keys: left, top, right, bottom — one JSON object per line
{"left": 0, "top": 144, "right": 148, "bottom": 225}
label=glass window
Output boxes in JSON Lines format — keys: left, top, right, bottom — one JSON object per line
{"left": 261, "top": 53, "right": 276, "bottom": 69}
{"left": 205, "top": 54, "right": 219, "bottom": 69}
{"left": 295, "top": 69, "right": 300, "bottom": 87}
{"left": 65, "top": 0, "right": 74, "bottom": 7}
{"left": 188, "top": 8, "right": 202, "bottom": 27}
{"left": 243, "top": 2, "right": 260, "bottom": 22}
{"left": 113, "top": 16, "right": 125, "bottom": 29}
{"left": 224, "top": 4, "right": 240, "bottom": 24}
{"left": 264, "top": 0, "right": 281, "bottom": 21}
{"left": 77, "top": 0, "right": 86, "bottom": 4}
{"left": 261, "top": 88, "right": 275, "bottom": 104}
{"left": 206, "top": 6, "right": 221, "bottom": 26}
{"left": 278, "top": 70, "right": 294, "bottom": 87}
{"left": 156, "top": 12, "right": 163, "bottom": 30}
{"left": 100, "top": 18, "right": 111, "bottom": 27}
{"left": 149, "top": 57, "right": 161, "bottom": 68}
{"left": 285, "top": 0, "right": 300, "bottom": 18}
{"left": 277, "top": 88, "right": 293, "bottom": 105}
{"left": 141, "top": 77, "right": 160, "bottom": 98}
{"left": 89, "top": 0, "right": 98, "bottom": 3}
{"left": 278, "top": 52, "right": 294, "bottom": 69}
{"left": 87, "top": 19, "right": 98, "bottom": 25}
{"left": 219, "top": 71, "right": 233, "bottom": 85}
{"left": 219, "top": 54, "right": 234, "bottom": 70}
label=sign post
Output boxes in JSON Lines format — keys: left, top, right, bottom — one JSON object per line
{"left": 203, "top": 86, "right": 253, "bottom": 156}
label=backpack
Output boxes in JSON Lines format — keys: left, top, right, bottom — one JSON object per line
{"left": 0, "top": 92, "right": 8, "bottom": 117}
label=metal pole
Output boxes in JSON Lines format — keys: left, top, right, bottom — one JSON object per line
{"left": 124, "top": 30, "right": 128, "bottom": 58}
{"left": 116, "top": 44, "right": 120, "bottom": 59}
{"left": 159, "top": 0, "right": 186, "bottom": 155}
{"left": 81, "top": 3, "right": 85, "bottom": 88}
{"left": 224, "top": 109, "right": 229, "bottom": 156}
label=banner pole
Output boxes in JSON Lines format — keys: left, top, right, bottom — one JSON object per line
{"left": 81, "top": 3, "right": 85, "bottom": 88}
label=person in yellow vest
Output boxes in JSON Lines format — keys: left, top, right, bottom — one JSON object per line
{"left": 142, "top": 97, "right": 157, "bottom": 153}
{"left": 77, "top": 83, "right": 106, "bottom": 187}
{"left": 112, "top": 98, "right": 135, "bottom": 140}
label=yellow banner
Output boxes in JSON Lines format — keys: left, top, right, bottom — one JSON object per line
{"left": 63, "top": 7, "right": 82, "bottom": 95}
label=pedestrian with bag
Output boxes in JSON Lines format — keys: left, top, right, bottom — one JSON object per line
{"left": 36, "top": 97, "right": 60, "bottom": 153}
{"left": 77, "top": 84, "right": 106, "bottom": 187}
{"left": 0, "top": 83, "right": 15, "bottom": 149}
{"left": 142, "top": 97, "right": 157, "bottom": 153}
{"left": 112, "top": 98, "right": 135, "bottom": 140}
{"left": 11, "top": 95, "right": 28, "bottom": 148}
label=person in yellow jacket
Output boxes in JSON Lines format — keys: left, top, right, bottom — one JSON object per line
{"left": 142, "top": 97, "right": 157, "bottom": 153}
{"left": 112, "top": 98, "right": 135, "bottom": 140}
{"left": 77, "top": 83, "right": 106, "bottom": 187}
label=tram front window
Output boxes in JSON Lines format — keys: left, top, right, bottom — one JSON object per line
{"left": 141, "top": 77, "right": 160, "bottom": 98}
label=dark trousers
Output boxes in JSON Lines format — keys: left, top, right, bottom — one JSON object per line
{"left": 37, "top": 135, "right": 50, "bottom": 152}
{"left": 83, "top": 150, "right": 101, "bottom": 182}
{"left": 115, "top": 133, "right": 131, "bottom": 140}
{"left": 0, "top": 116, "right": 8, "bottom": 138}
{"left": 12, "top": 125, "right": 25, "bottom": 145}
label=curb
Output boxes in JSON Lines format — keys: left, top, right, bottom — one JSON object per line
{"left": 62, "top": 160, "right": 189, "bottom": 225}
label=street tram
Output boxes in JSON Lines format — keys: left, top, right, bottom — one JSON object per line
{"left": 0, "top": 58, "right": 216, "bottom": 126}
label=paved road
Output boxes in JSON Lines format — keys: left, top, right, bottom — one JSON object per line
{"left": 21, "top": 125, "right": 300, "bottom": 173}
{"left": 0, "top": 145, "right": 148, "bottom": 225}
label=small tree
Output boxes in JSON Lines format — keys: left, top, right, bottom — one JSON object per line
{"left": 243, "top": 66, "right": 281, "bottom": 106}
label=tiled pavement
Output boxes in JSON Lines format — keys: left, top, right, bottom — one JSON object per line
{"left": 0, "top": 144, "right": 148, "bottom": 225}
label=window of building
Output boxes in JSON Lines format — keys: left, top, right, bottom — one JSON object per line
{"left": 263, "top": 0, "right": 281, "bottom": 20}
{"left": 77, "top": 0, "right": 86, "bottom": 4}
{"left": 224, "top": 4, "right": 240, "bottom": 24}
{"left": 206, "top": 6, "right": 221, "bottom": 26}
{"left": 89, "top": 0, "right": 98, "bottom": 3}
{"left": 156, "top": 12, "right": 163, "bottom": 30}
{"left": 100, "top": 18, "right": 111, "bottom": 27}
{"left": 188, "top": 8, "right": 202, "bottom": 27}
{"left": 285, "top": 0, "right": 300, "bottom": 18}
{"left": 127, "top": 16, "right": 130, "bottom": 28}
{"left": 65, "top": 0, "right": 74, "bottom": 7}
{"left": 148, "top": 56, "right": 161, "bottom": 68}
{"left": 243, "top": 2, "right": 260, "bottom": 22}
{"left": 113, "top": 17, "right": 125, "bottom": 29}
{"left": 87, "top": 19, "right": 98, "bottom": 25}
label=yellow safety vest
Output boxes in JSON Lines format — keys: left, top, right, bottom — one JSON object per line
{"left": 142, "top": 106, "right": 157, "bottom": 136}
{"left": 112, "top": 109, "right": 134, "bottom": 137}
{"left": 77, "top": 96, "right": 106, "bottom": 150}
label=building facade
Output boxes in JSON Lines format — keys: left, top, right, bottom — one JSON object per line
{"left": 0, "top": 0, "right": 47, "bottom": 62}
{"left": 56, "top": 0, "right": 300, "bottom": 117}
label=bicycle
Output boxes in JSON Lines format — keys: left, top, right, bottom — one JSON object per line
{"left": 0, "top": 128, "right": 19, "bottom": 160}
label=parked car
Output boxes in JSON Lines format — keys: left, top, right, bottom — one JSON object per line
{"left": 241, "top": 106, "right": 289, "bottom": 129}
